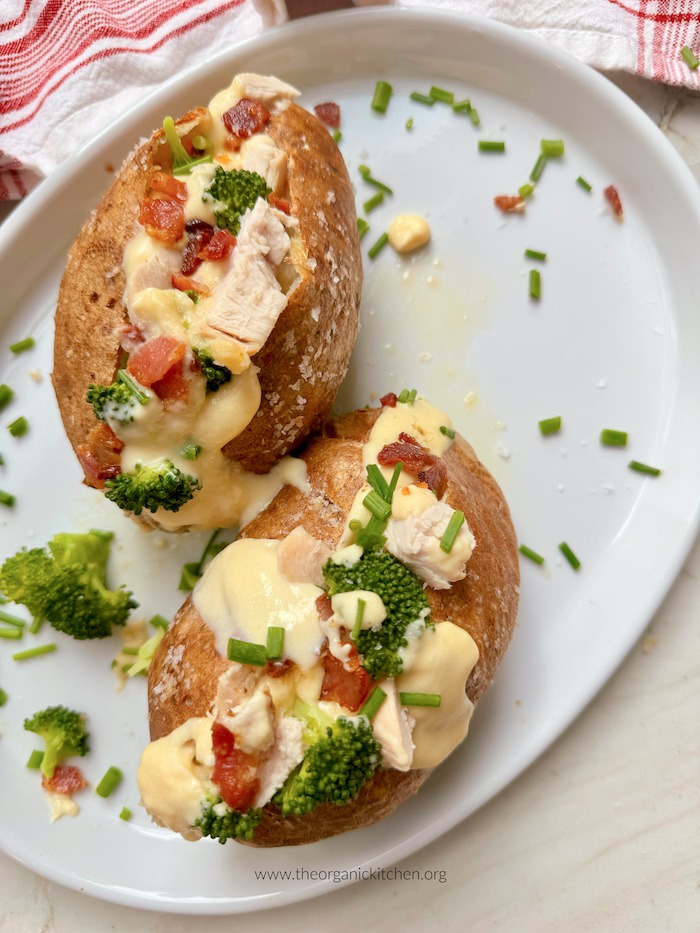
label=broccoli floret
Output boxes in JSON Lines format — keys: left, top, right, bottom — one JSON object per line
{"left": 104, "top": 458, "right": 200, "bottom": 516}
{"left": 322, "top": 550, "right": 431, "bottom": 680}
{"left": 0, "top": 531, "right": 137, "bottom": 639}
{"left": 24, "top": 705, "right": 89, "bottom": 779}
{"left": 205, "top": 166, "right": 271, "bottom": 234}
{"left": 195, "top": 792, "right": 262, "bottom": 844}
{"left": 193, "top": 347, "right": 232, "bottom": 393}
{"left": 86, "top": 381, "right": 135, "bottom": 424}
{"left": 273, "top": 703, "right": 381, "bottom": 817}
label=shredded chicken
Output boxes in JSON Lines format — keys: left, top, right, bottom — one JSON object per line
{"left": 277, "top": 527, "right": 331, "bottom": 588}
{"left": 237, "top": 73, "right": 300, "bottom": 107}
{"left": 371, "top": 679, "right": 415, "bottom": 771}
{"left": 241, "top": 134, "right": 288, "bottom": 195}
{"left": 253, "top": 716, "right": 305, "bottom": 808}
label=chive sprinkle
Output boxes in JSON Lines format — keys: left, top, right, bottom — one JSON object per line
{"left": 409, "top": 91, "right": 435, "bottom": 106}
{"left": 348, "top": 519, "right": 362, "bottom": 532}
{"left": 121, "top": 646, "right": 139, "bottom": 656}
{"left": 452, "top": 99, "right": 472, "bottom": 113}
{"left": 371, "top": 80, "right": 393, "bottom": 114}
{"left": 150, "top": 614, "right": 170, "bottom": 630}
{"left": 440, "top": 510, "right": 465, "bottom": 553}
{"left": 351, "top": 598, "right": 366, "bottom": 641}
{"left": 0, "top": 609, "right": 25, "bottom": 628}
{"left": 397, "top": 388, "right": 417, "bottom": 404}
{"left": 518, "top": 183, "right": 535, "bottom": 199}
{"left": 399, "top": 691, "right": 441, "bottom": 708}
{"left": 9, "top": 337, "right": 34, "bottom": 354}
{"left": 7, "top": 416, "right": 28, "bottom": 437}
{"left": 364, "top": 175, "right": 393, "bottom": 195}
{"left": 363, "top": 489, "right": 392, "bottom": 522}
{"left": 0, "top": 384, "right": 13, "bottom": 411}
{"left": 29, "top": 617, "right": 44, "bottom": 635}
{"left": 357, "top": 217, "right": 370, "bottom": 240}
{"left": 628, "top": 460, "right": 662, "bottom": 476}
{"left": 478, "top": 140, "right": 505, "bottom": 152}
{"left": 541, "top": 139, "right": 565, "bottom": 157}
{"left": 95, "top": 766, "right": 123, "bottom": 798}
{"left": 13, "top": 643, "right": 56, "bottom": 660}
{"left": 558, "top": 541, "right": 581, "bottom": 570}
{"left": 0, "top": 687, "right": 8, "bottom": 706}
{"left": 27, "top": 749, "right": 45, "bottom": 769}
{"left": 363, "top": 192, "right": 384, "bottom": 213}
{"left": 266, "top": 626, "right": 285, "bottom": 661}
{"left": 359, "top": 686, "right": 387, "bottom": 721}
{"left": 366, "top": 463, "right": 390, "bottom": 499}
{"left": 440, "top": 425, "right": 456, "bottom": 439}
{"left": 368, "top": 232, "right": 388, "bottom": 260}
{"left": 538, "top": 416, "right": 561, "bottom": 436}
{"left": 429, "top": 86, "right": 455, "bottom": 104}
{"left": 405, "top": 117, "right": 414, "bottom": 131}
{"left": 331, "top": 130, "right": 342, "bottom": 143}
{"left": 0, "top": 627, "right": 22, "bottom": 640}
{"left": 576, "top": 176, "right": 592, "bottom": 192}
{"left": 227, "top": 638, "right": 267, "bottom": 666}
{"left": 0, "top": 454, "right": 4, "bottom": 465}
{"left": 681, "top": 45, "right": 700, "bottom": 69}
{"left": 600, "top": 428, "right": 628, "bottom": 447}
{"left": 119, "top": 807, "right": 133, "bottom": 821}
{"left": 469, "top": 108, "right": 481, "bottom": 126}
{"left": 386, "top": 462, "right": 403, "bottom": 499}
{"left": 524, "top": 248, "right": 547, "bottom": 261}
{"left": 192, "top": 135, "right": 208, "bottom": 150}
{"left": 0, "top": 490, "right": 15, "bottom": 507}
{"left": 529, "top": 268, "right": 541, "bottom": 300}
{"left": 518, "top": 544, "right": 545, "bottom": 565}
{"left": 181, "top": 442, "right": 201, "bottom": 461}
{"left": 530, "top": 154, "right": 547, "bottom": 182}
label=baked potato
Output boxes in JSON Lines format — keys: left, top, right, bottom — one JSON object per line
{"left": 52, "top": 73, "right": 361, "bottom": 531}
{"left": 138, "top": 394, "right": 520, "bottom": 846}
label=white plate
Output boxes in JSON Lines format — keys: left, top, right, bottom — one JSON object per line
{"left": 1, "top": 7, "right": 700, "bottom": 915}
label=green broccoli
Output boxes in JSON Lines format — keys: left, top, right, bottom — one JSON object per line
{"left": 24, "top": 705, "right": 89, "bottom": 779}
{"left": 86, "top": 370, "right": 150, "bottom": 424}
{"left": 322, "top": 550, "right": 431, "bottom": 680}
{"left": 193, "top": 347, "right": 232, "bottom": 393}
{"left": 0, "top": 531, "right": 137, "bottom": 639}
{"left": 205, "top": 166, "right": 271, "bottom": 234}
{"left": 104, "top": 458, "right": 200, "bottom": 516}
{"left": 273, "top": 702, "right": 381, "bottom": 817}
{"left": 195, "top": 791, "right": 262, "bottom": 843}
{"left": 162, "top": 116, "right": 213, "bottom": 176}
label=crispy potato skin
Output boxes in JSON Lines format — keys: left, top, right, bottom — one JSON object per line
{"left": 148, "top": 408, "right": 520, "bottom": 846}
{"left": 52, "top": 102, "right": 361, "bottom": 474}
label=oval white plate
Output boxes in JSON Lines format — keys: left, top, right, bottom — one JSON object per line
{"left": 1, "top": 8, "right": 700, "bottom": 915}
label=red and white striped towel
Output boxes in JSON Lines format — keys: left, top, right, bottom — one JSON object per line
{"left": 2, "top": 0, "right": 700, "bottom": 199}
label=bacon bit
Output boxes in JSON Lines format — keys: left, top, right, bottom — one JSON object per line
{"left": 320, "top": 646, "right": 373, "bottom": 713}
{"left": 127, "top": 335, "right": 187, "bottom": 387}
{"left": 171, "top": 273, "right": 211, "bottom": 297}
{"left": 604, "top": 184, "right": 623, "bottom": 220}
{"left": 198, "top": 228, "right": 237, "bottom": 262}
{"left": 211, "top": 722, "right": 260, "bottom": 812}
{"left": 418, "top": 461, "right": 447, "bottom": 499}
{"left": 268, "top": 194, "right": 291, "bottom": 215}
{"left": 380, "top": 392, "right": 398, "bottom": 408}
{"left": 378, "top": 432, "right": 447, "bottom": 495}
{"left": 264, "top": 658, "right": 296, "bottom": 678}
{"left": 223, "top": 136, "right": 243, "bottom": 153}
{"left": 181, "top": 219, "right": 214, "bottom": 276}
{"left": 223, "top": 98, "right": 271, "bottom": 139}
{"left": 315, "top": 592, "right": 333, "bottom": 621}
{"left": 42, "top": 765, "right": 88, "bottom": 795}
{"left": 401, "top": 486, "right": 411, "bottom": 495}
{"left": 77, "top": 422, "right": 123, "bottom": 489}
{"left": 494, "top": 195, "right": 526, "bottom": 214}
{"left": 151, "top": 360, "right": 189, "bottom": 404}
{"left": 150, "top": 171, "right": 188, "bottom": 201}
{"left": 120, "top": 323, "right": 145, "bottom": 353}
{"left": 139, "top": 197, "right": 185, "bottom": 243}
{"left": 314, "top": 101, "right": 341, "bottom": 127}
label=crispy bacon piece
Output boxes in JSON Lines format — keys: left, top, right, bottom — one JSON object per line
{"left": 138, "top": 196, "right": 185, "bottom": 243}
{"left": 77, "top": 422, "right": 124, "bottom": 489}
{"left": 320, "top": 646, "right": 374, "bottom": 713}
{"left": 264, "top": 658, "right": 296, "bottom": 678}
{"left": 494, "top": 195, "right": 526, "bottom": 214}
{"left": 181, "top": 219, "right": 214, "bottom": 276}
{"left": 314, "top": 102, "right": 341, "bottom": 127}
{"left": 211, "top": 722, "right": 260, "bottom": 812}
{"left": 42, "top": 765, "right": 88, "bottom": 795}
{"left": 223, "top": 98, "right": 271, "bottom": 139}
{"left": 604, "top": 184, "right": 623, "bottom": 220}
{"left": 268, "top": 194, "right": 291, "bottom": 214}
{"left": 418, "top": 461, "right": 448, "bottom": 499}
{"left": 151, "top": 360, "right": 189, "bottom": 404}
{"left": 378, "top": 432, "right": 448, "bottom": 495}
{"left": 127, "top": 335, "right": 187, "bottom": 387}
{"left": 198, "top": 228, "right": 237, "bottom": 262}
{"left": 171, "top": 273, "right": 211, "bottom": 297}
{"left": 315, "top": 592, "right": 333, "bottom": 621}
{"left": 150, "top": 171, "right": 188, "bottom": 201}
{"left": 380, "top": 392, "right": 398, "bottom": 408}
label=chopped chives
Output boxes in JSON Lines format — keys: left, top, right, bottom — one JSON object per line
{"left": 0, "top": 627, "right": 22, "bottom": 640}
{"left": 529, "top": 268, "right": 541, "bottom": 299}
{"left": 192, "top": 135, "right": 208, "bottom": 151}
{"left": 397, "top": 388, "right": 417, "bottom": 404}
{"left": 469, "top": 108, "right": 481, "bottom": 126}
{"left": 363, "top": 192, "right": 385, "bottom": 213}
{"left": 518, "top": 544, "right": 545, "bottom": 565}
{"left": 96, "top": 766, "right": 123, "bottom": 798}
{"left": 478, "top": 140, "right": 506, "bottom": 152}
{"left": 27, "top": 749, "right": 45, "bottom": 769}
{"left": 576, "top": 176, "right": 592, "bottom": 192}
{"left": 357, "top": 217, "right": 370, "bottom": 239}
{"left": 366, "top": 463, "right": 390, "bottom": 499}
{"left": 524, "top": 248, "right": 547, "bottom": 261}
{"left": 179, "top": 561, "right": 201, "bottom": 591}
{"left": 440, "top": 425, "right": 456, "bottom": 439}
{"left": 409, "top": 91, "right": 435, "bottom": 106}
{"left": 9, "top": 337, "right": 34, "bottom": 354}
{"left": 363, "top": 489, "right": 392, "bottom": 522}
{"left": 150, "top": 614, "right": 169, "bottom": 630}
{"left": 119, "top": 807, "right": 133, "bottom": 821}
{"left": 331, "top": 130, "right": 342, "bottom": 143}
{"left": 429, "top": 86, "right": 454, "bottom": 104}
{"left": 0, "top": 490, "right": 15, "bottom": 507}
{"left": 538, "top": 416, "right": 561, "bottom": 436}
{"left": 121, "top": 646, "right": 139, "bottom": 656}
{"left": 363, "top": 176, "right": 393, "bottom": 195}
{"left": 13, "top": 643, "right": 56, "bottom": 659}
{"left": 367, "top": 232, "right": 388, "bottom": 260}
{"left": 351, "top": 598, "right": 366, "bottom": 641}
{"left": 181, "top": 442, "right": 201, "bottom": 461}
{"left": 600, "top": 428, "right": 628, "bottom": 447}
{"left": 7, "top": 416, "right": 28, "bottom": 437}
{"left": 541, "top": 139, "right": 565, "bottom": 157}
{"left": 348, "top": 519, "right": 362, "bottom": 532}
{"left": 0, "top": 453, "right": 4, "bottom": 465}
{"left": 359, "top": 686, "right": 387, "bottom": 720}
{"left": 0, "top": 687, "right": 7, "bottom": 706}
{"left": 628, "top": 460, "right": 662, "bottom": 476}
{"left": 266, "top": 626, "right": 285, "bottom": 661}
{"left": 558, "top": 541, "right": 581, "bottom": 570}
{"left": 452, "top": 99, "right": 472, "bottom": 113}
{"left": 371, "top": 80, "right": 393, "bottom": 113}
{"left": 117, "top": 368, "right": 149, "bottom": 405}
{"left": 399, "top": 692, "right": 441, "bottom": 708}
{"left": 386, "top": 462, "right": 403, "bottom": 499}
{"left": 530, "top": 154, "right": 547, "bottom": 182}
{"left": 358, "top": 164, "right": 371, "bottom": 179}
{"left": 440, "top": 510, "right": 465, "bottom": 553}
{"left": 0, "top": 610, "right": 25, "bottom": 628}
{"left": 681, "top": 45, "right": 700, "bottom": 69}
{"left": 0, "top": 384, "right": 13, "bottom": 410}
{"left": 405, "top": 117, "right": 414, "bottom": 131}
{"left": 29, "top": 616, "right": 44, "bottom": 635}
{"left": 518, "top": 183, "right": 535, "bottom": 199}
{"left": 227, "top": 637, "right": 267, "bottom": 666}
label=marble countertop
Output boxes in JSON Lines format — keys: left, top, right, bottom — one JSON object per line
{"left": 1, "top": 71, "right": 699, "bottom": 933}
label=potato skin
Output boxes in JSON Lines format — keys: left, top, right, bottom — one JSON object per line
{"left": 52, "top": 101, "right": 361, "bottom": 475}
{"left": 148, "top": 408, "right": 520, "bottom": 847}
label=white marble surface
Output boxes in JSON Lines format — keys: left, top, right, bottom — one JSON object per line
{"left": 1, "top": 71, "right": 699, "bottom": 932}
